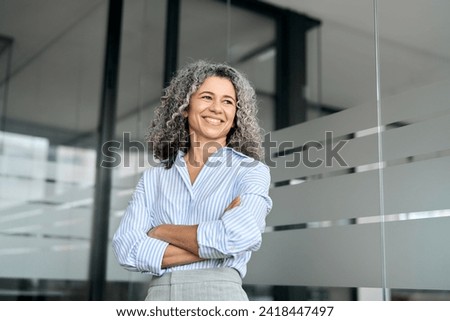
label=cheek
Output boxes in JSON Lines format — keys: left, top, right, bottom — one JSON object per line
{"left": 229, "top": 110, "right": 237, "bottom": 126}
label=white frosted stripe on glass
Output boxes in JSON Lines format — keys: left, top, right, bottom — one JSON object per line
{"left": 0, "top": 206, "right": 89, "bottom": 225}
{"left": 110, "top": 191, "right": 135, "bottom": 210}
{"left": 106, "top": 242, "right": 150, "bottom": 282}
{"left": 46, "top": 161, "right": 95, "bottom": 184}
{"left": 0, "top": 177, "right": 47, "bottom": 201}
{"left": 0, "top": 235, "right": 89, "bottom": 280}
{"left": 0, "top": 202, "right": 50, "bottom": 217}
{"left": 268, "top": 154, "right": 450, "bottom": 227}
{"left": 267, "top": 170, "right": 380, "bottom": 226}
{"left": 383, "top": 114, "right": 450, "bottom": 161}
{"left": 381, "top": 79, "right": 450, "bottom": 125}
{"left": 0, "top": 155, "right": 95, "bottom": 184}
{"left": 267, "top": 79, "right": 449, "bottom": 160}
{"left": 0, "top": 204, "right": 94, "bottom": 240}
{"left": 0, "top": 179, "right": 93, "bottom": 205}
{"left": 385, "top": 217, "right": 450, "bottom": 290}
{"left": 109, "top": 215, "right": 122, "bottom": 239}
{"left": 112, "top": 171, "right": 142, "bottom": 189}
{"left": 384, "top": 156, "right": 450, "bottom": 214}
{"left": 245, "top": 225, "right": 383, "bottom": 287}
{"left": 37, "top": 209, "right": 92, "bottom": 239}
{"left": 0, "top": 155, "right": 47, "bottom": 180}
{"left": 270, "top": 133, "right": 378, "bottom": 183}
{"left": 267, "top": 102, "right": 377, "bottom": 151}
{"left": 40, "top": 186, "right": 94, "bottom": 204}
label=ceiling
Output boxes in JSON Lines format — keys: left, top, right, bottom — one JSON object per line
{"left": 262, "top": 0, "right": 450, "bottom": 107}
{"left": 264, "top": 0, "right": 450, "bottom": 60}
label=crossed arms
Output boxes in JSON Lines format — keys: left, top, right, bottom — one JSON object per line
{"left": 148, "top": 197, "right": 241, "bottom": 268}
{"left": 112, "top": 163, "right": 271, "bottom": 276}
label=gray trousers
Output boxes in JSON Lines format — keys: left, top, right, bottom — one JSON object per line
{"left": 145, "top": 267, "right": 249, "bottom": 301}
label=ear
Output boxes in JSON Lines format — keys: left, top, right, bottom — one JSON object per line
{"left": 182, "top": 109, "right": 188, "bottom": 118}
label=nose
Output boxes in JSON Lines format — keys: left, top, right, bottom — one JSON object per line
{"left": 208, "top": 98, "right": 222, "bottom": 113}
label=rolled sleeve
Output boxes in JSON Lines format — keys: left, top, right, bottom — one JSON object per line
{"left": 112, "top": 231, "right": 169, "bottom": 276}
{"left": 135, "top": 236, "right": 169, "bottom": 275}
{"left": 197, "top": 162, "right": 272, "bottom": 258}
{"left": 197, "top": 220, "right": 227, "bottom": 258}
{"left": 112, "top": 172, "right": 169, "bottom": 276}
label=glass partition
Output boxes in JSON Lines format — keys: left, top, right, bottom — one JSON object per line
{"left": 378, "top": 0, "right": 450, "bottom": 300}
{"left": 246, "top": 1, "right": 383, "bottom": 301}
{"left": 0, "top": 0, "right": 107, "bottom": 299}
{"left": 1, "top": 0, "right": 449, "bottom": 302}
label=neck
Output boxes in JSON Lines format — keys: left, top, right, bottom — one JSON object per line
{"left": 186, "top": 139, "right": 225, "bottom": 167}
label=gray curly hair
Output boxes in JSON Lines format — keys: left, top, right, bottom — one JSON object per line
{"left": 147, "top": 60, "right": 263, "bottom": 168}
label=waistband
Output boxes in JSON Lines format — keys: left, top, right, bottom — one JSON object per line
{"left": 150, "top": 268, "right": 242, "bottom": 286}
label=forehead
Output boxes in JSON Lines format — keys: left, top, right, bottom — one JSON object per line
{"left": 197, "top": 76, "right": 236, "bottom": 98}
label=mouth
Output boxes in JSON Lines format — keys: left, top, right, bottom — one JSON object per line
{"left": 203, "top": 116, "right": 223, "bottom": 125}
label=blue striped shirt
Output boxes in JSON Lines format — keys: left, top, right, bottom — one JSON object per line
{"left": 112, "top": 147, "right": 272, "bottom": 278}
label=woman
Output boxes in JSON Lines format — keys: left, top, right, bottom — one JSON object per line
{"left": 112, "top": 60, "right": 272, "bottom": 301}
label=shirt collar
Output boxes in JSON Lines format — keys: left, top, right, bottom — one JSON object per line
{"left": 176, "top": 146, "right": 252, "bottom": 161}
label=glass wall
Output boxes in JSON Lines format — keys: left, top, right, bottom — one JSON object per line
{"left": 0, "top": 0, "right": 449, "bottom": 301}
{"left": 0, "top": 0, "right": 107, "bottom": 299}
{"left": 378, "top": 0, "right": 450, "bottom": 300}
{"left": 250, "top": 0, "right": 380, "bottom": 301}
{"left": 247, "top": 0, "right": 450, "bottom": 301}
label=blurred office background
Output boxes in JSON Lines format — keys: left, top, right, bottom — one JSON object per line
{"left": 0, "top": 0, "right": 449, "bottom": 300}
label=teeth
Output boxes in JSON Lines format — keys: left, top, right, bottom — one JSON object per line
{"left": 204, "top": 117, "right": 221, "bottom": 125}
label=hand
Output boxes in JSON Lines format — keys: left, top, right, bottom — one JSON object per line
{"left": 224, "top": 196, "right": 240, "bottom": 212}
{"left": 147, "top": 224, "right": 199, "bottom": 256}
{"left": 147, "top": 226, "right": 159, "bottom": 238}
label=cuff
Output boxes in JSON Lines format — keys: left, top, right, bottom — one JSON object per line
{"left": 197, "top": 220, "right": 228, "bottom": 259}
{"left": 135, "top": 237, "right": 169, "bottom": 276}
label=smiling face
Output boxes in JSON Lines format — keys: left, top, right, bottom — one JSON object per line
{"left": 186, "top": 76, "right": 237, "bottom": 147}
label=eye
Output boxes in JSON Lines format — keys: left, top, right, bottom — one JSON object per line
{"left": 224, "top": 99, "right": 235, "bottom": 106}
{"left": 201, "top": 95, "right": 212, "bottom": 100}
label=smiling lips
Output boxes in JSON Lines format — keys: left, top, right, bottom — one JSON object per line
{"left": 203, "top": 116, "right": 223, "bottom": 125}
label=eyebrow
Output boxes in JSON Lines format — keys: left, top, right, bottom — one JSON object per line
{"left": 198, "top": 91, "right": 236, "bottom": 102}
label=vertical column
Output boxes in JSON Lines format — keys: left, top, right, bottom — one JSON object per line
{"left": 0, "top": 35, "right": 13, "bottom": 132}
{"left": 163, "top": 0, "right": 180, "bottom": 87}
{"left": 89, "top": 0, "right": 123, "bottom": 301}
{"left": 275, "top": 10, "right": 320, "bottom": 129}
